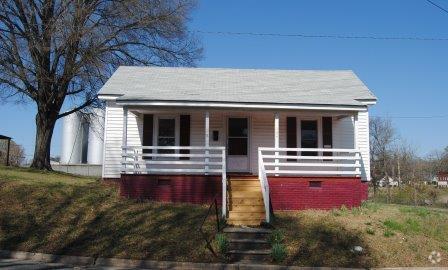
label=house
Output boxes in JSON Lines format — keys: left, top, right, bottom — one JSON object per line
{"left": 377, "top": 176, "right": 399, "bottom": 187}
{"left": 435, "top": 172, "right": 448, "bottom": 188}
{"left": 98, "top": 66, "right": 377, "bottom": 225}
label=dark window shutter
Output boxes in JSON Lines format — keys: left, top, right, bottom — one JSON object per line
{"left": 286, "top": 117, "right": 297, "bottom": 159}
{"left": 322, "top": 117, "right": 333, "bottom": 157}
{"left": 179, "top": 115, "right": 190, "bottom": 160}
{"left": 142, "top": 114, "right": 153, "bottom": 160}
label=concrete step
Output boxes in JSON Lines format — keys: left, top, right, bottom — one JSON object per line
{"left": 228, "top": 239, "right": 270, "bottom": 250}
{"left": 224, "top": 227, "right": 271, "bottom": 240}
{"left": 227, "top": 218, "right": 264, "bottom": 226}
{"left": 223, "top": 227, "right": 272, "bottom": 234}
{"left": 227, "top": 249, "right": 271, "bottom": 263}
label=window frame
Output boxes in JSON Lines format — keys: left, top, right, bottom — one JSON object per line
{"left": 297, "top": 117, "right": 322, "bottom": 156}
{"left": 227, "top": 117, "right": 249, "bottom": 156}
{"left": 153, "top": 115, "right": 180, "bottom": 156}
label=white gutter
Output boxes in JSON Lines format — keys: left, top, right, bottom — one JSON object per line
{"left": 111, "top": 100, "right": 368, "bottom": 112}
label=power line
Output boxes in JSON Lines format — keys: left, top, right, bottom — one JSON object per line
{"left": 192, "top": 30, "right": 448, "bottom": 42}
{"left": 426, "top": 0, "right": 448, "bottom": 15}
{"left": 372, "top": 115, "right": 448, "bottom": 119}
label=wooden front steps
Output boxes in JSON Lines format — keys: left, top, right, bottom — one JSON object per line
{"left": 227, "top": 176, "right": 265, "bottom": 226}
{"left": 224, "top": 227, "right": 271, "bottom": 263}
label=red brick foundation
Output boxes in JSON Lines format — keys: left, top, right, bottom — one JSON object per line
{"left": 268, "top": 176, "right": 368, "bottom": 210}
{"left": 119, "top": 174, "right": 222, "bottom": 204}
{"left": 118, "top": 174, "right": 368, "bottom": 210}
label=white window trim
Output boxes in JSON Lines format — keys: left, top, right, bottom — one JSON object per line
{"left": 153, "top": 115, "right": 180, "bottom": 157}
{"left": 297, "top": 116, "right": 322, "bottom": 152}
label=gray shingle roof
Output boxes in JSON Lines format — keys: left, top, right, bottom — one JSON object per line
{"left": 99, "top": 66, "right": 376, "bottom": 106}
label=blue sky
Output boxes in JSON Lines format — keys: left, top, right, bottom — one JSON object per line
{"left": 1, "top": 0, "right": 447, "bottom": 161}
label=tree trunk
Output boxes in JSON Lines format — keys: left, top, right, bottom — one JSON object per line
{"left": 30, "top": 109, "right": 58, "bottom": 170}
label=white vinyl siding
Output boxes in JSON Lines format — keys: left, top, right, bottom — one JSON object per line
{"left": 102, "top": 103, "right": 371, "bottom": 181}
{"left": 356, "top": 111, "right": 371, "bottom": 181}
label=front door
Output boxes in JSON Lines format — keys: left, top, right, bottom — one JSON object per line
{"left": 227, "top": 117, "right": 249, "bottom": 172}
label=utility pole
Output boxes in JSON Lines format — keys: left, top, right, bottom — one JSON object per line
{"left": 6, "top": 138, "right": 10, "bottom": 166}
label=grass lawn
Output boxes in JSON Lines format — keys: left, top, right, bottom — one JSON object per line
{"left": 1, "top": 166, "right": 447, "bottom": 267}
{"left": 275, "top": 203, "right": 448, "bottom": 268}
{"left": 0, "top": 166, "right": 218, "bottom": 263}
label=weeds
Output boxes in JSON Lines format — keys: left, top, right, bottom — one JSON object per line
{"left": 271, "top": 243, "right": 287, "bottom": 263}
{"left": 399, "top": 206, "right": 431, "bottom": 217}
{"left": 215, "top": 233, "right": 228, "bottom": 254}
{"left": 383, "top": 229, "right": 395, "bottom": 237}
{"left": 269, "top": 229, "right": 285, "bottom": 245}
{"left": 383, "top": 219, "right": 404, "bottom": 231}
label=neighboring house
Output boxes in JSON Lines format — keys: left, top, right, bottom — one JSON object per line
{"left": 378, "top": 176, "right": 400, "bottom": 187}
{"left": 98, "top": 66, "right": 377, "bottom": 224}
{"left": 435, "top": 172, "right": 448, "bottom": 188}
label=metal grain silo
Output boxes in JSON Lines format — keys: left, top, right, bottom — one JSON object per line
{"left": 87, "top": 108, "right": 105, "bottom": 165}
{"left": 60, "top": 112, "right": 83, "bottom": 164}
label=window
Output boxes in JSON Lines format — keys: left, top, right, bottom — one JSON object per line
{"left": 228, "top": 118, "right": 248, "bottom": 156}
{"left": 301, "top": 120, "right": 318, "bottom": 156}
{"left": 157, "top": 118, "right": 176, "bottom": 153}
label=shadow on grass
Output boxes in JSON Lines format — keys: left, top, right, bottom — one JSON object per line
{"left": 0, "top": 180, "right": 215, "bottom": 262}
{"left": 274, "top": 213, "right": 376, "bottom": 268}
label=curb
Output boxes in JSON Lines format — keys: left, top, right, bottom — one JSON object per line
{"left": 0, "top": 250, "right": 446, "bottom": 270}
{"left": 0, "top": 250, "right": 94, "bottom": 266}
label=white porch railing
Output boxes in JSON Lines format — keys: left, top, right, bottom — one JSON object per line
{"left": 258, "top": 147, "right": 362, "bottom": 223}
{"left": 121, "top": 145, "right": 227, "bottom": 217}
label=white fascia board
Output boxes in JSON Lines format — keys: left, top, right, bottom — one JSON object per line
{"left": 115, "top": 100, "right": 368, "bottom": 112}
{"left": 357, "top": 99, "right": 377, "bottom": 106}
{"left": 98, "top": 94, "right": 120, "bottom": 100}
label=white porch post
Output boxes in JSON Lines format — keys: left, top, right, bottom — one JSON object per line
{"left": 122, "top": 106, "right": 128, "bottom": 173}
{"left": 274, "top": 112, "right": 280, "bottom": 174}
{"left": 205, "top": 111, "right": 210, "bottom": 174}
{"left": 354, "top": 112, "right": 361, "bottom": 176}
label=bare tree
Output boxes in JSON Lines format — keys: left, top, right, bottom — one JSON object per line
{"left": 428, "top": 146, "right": 448, "bottom": 175}
{"left": 0, "top": 140, "right": 25, "bottom": 166}
{"left": 370, "top": 117, "right": 396, "bottom": 192}
{"left": 0, "top": 0, "right": 202, "bottom": 170}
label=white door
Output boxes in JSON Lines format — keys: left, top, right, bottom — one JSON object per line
{"left": 227, "top": 117, "right": 250, "bottom": 172}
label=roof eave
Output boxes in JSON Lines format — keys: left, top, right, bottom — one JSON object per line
{"left": 113, "top": 99, "right": 368, "bottom": 112}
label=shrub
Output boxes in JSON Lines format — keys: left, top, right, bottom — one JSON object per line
{"left": 215, "top": 233, "right": 228, "bottom": 254}
{"left": 271, "top": 243, "right": 287, "bottom": 263}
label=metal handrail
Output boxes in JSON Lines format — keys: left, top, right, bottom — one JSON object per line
{"left": 198, "top": 195, "right": 222, "bottom": 257}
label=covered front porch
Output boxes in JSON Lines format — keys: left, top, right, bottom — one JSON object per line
{"left": 116, "top": 106, "right": 367, "bottom": 223}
